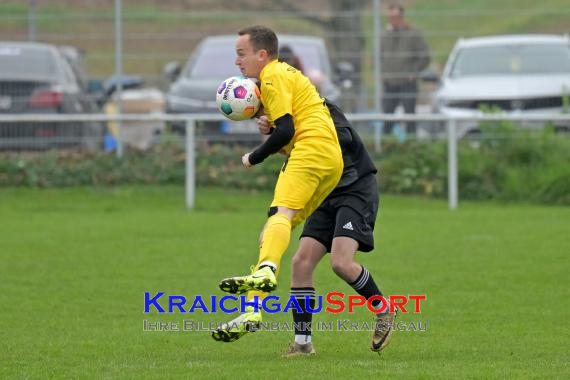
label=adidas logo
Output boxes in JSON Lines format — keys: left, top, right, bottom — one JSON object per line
{"left": 342, "top": 221, "right": 354, "bottom": 231}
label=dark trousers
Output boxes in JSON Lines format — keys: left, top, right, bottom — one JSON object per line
{"left": 382, "top": 81, "right": 418, "bottom": 134}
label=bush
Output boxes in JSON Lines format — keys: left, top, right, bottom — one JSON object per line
{"left": 0, "top": 140, "right": 186, "bottom": 187}
{"left": 375, "top": 139, "right": 446, "bottom": 196}
{"left": 370, "top": 128, "right": 570, "bottom": 205}
{"left": 1, "top": 130, "right": 569, "bottom": 205}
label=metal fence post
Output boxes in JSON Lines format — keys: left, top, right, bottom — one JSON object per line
{"left": 185, "top": 119, "right": 195, "bottom": 209}
{"left": 447, "top": 119, "right": 458, "bottom": 210}
{"left": 28, "top": 0, "right": 37, "bottom": 41}
{"left": 373, "top": 0, "right": 383, "bottom": 153}
{"left": 114, "top": 0, "right": 124, "bottom": 158}
{"left": 374, "top": 121, "right": 382, "bottom": 153}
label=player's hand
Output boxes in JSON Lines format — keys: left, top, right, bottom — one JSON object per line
{"left": 242, "top": 152, "right": 253, "bottom": 168}
{"left": 256, "top": 115, "right": 273, "bottom": 135}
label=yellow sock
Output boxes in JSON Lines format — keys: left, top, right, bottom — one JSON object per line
{"left": 246, "top": 290, "right": 267, "bottom": 305}
{"left": 245, "top": 214, "right": 290, "bottom": 306}
{"left": 256, "top": 213, "right": 291, "bottom": 273}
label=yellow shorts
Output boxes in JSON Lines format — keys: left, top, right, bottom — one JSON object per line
{"left": 271, "top": 138, "right": 343, "bottom": 228}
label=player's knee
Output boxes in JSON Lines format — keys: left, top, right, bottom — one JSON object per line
{"left": 330, "top": 261, "right": 346, "bottom": 278}
{"left": 330, "top": 256, "right": 351, "bottom": 278}
{"left": 292, "top": 252, "right": 311, "bottom": 272}
{"left": 291, "top": 254, "right": 302, "bottom": 271}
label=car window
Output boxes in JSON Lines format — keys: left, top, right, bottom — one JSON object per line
{"left": 451, "top": 44, "right": 570, "bottom": 77}
{"left": 280, "top": 44, "right": 325, "bottom": 74}
{"left": 60, "top": 47, "right": 88, "bottom": 89}
{"left": 0, "top": 46, "right": 57, "bottom": 79}
{"left": 186, "top": 41, "right": 241, "bottom": 79}
{"left": 59, "top": 54, "right": 80, "bottom": 86}
{"left": 186, "top": 39, "right": 327, "bottom": 79}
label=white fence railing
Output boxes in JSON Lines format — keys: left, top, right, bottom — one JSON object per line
{"left": 1, "top": 113, "right": 570, "bottom": 210}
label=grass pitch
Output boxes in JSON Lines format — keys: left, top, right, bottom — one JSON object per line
{"left": 0, "top": 186, "right": 568, "bottom": 379}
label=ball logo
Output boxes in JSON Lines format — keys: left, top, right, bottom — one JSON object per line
{"left": 222, "top": 78, "right": 236, "bottom": 101}
{"left": 233, "top": 86, "right": 248, "bottom": 99}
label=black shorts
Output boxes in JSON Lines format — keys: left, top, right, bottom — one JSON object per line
{"left": 300, "top": 174, "right": 379, "bottom": 253}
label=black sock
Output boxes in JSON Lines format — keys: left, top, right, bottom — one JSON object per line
{"left": 291, "top": 287, "right": 315, "bottom": 336}
{"left": 348, "top": 266, "right": 385, "bottom": 309}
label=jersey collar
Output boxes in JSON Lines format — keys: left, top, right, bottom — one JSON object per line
{"left": 260, "top": 59, "right": 279, "bottom": 81}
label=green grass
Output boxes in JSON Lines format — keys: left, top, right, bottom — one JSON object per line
{"left": 0, "top": 186, "right": 568, "bottom": 378}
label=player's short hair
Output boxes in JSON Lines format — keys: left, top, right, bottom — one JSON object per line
{"left": 388, "top": 1, "right": 405, "bottom": 15}
{"left": 238, "top": 25, "right": 278, "bottom": 58}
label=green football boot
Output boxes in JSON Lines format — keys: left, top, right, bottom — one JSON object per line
{"left": 219, "top": 266, "right": 277, "bottom": 294}
{"left": 211, "top": 306, "right": 262, "bottom": 342}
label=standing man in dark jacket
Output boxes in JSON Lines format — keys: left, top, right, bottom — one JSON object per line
{"left": 381, "top": 1, "right": 430, "bottom": 135}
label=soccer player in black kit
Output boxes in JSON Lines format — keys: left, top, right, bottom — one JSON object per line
{"left": 284, "top": 101, "right": 397, "bottom": 356}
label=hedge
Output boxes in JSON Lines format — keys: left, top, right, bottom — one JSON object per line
{"left": 1, "top": 129, "right": 569, "bottom": 205}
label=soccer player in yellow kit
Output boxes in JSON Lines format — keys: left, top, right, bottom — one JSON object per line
{"left": 212, "top": 25, "right": 343, "bottom": 342}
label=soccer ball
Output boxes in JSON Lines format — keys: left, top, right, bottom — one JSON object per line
{"left": 216, "top": 76, "right": 261, "bottom": 121}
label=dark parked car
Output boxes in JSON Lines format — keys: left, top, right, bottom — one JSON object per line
{"left": 0, "top": 42, "right": 103, "bottom": 149}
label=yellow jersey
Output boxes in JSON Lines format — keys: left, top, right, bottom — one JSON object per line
{"left": 259, "top": 60, "right": 338, "bottom": 155}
